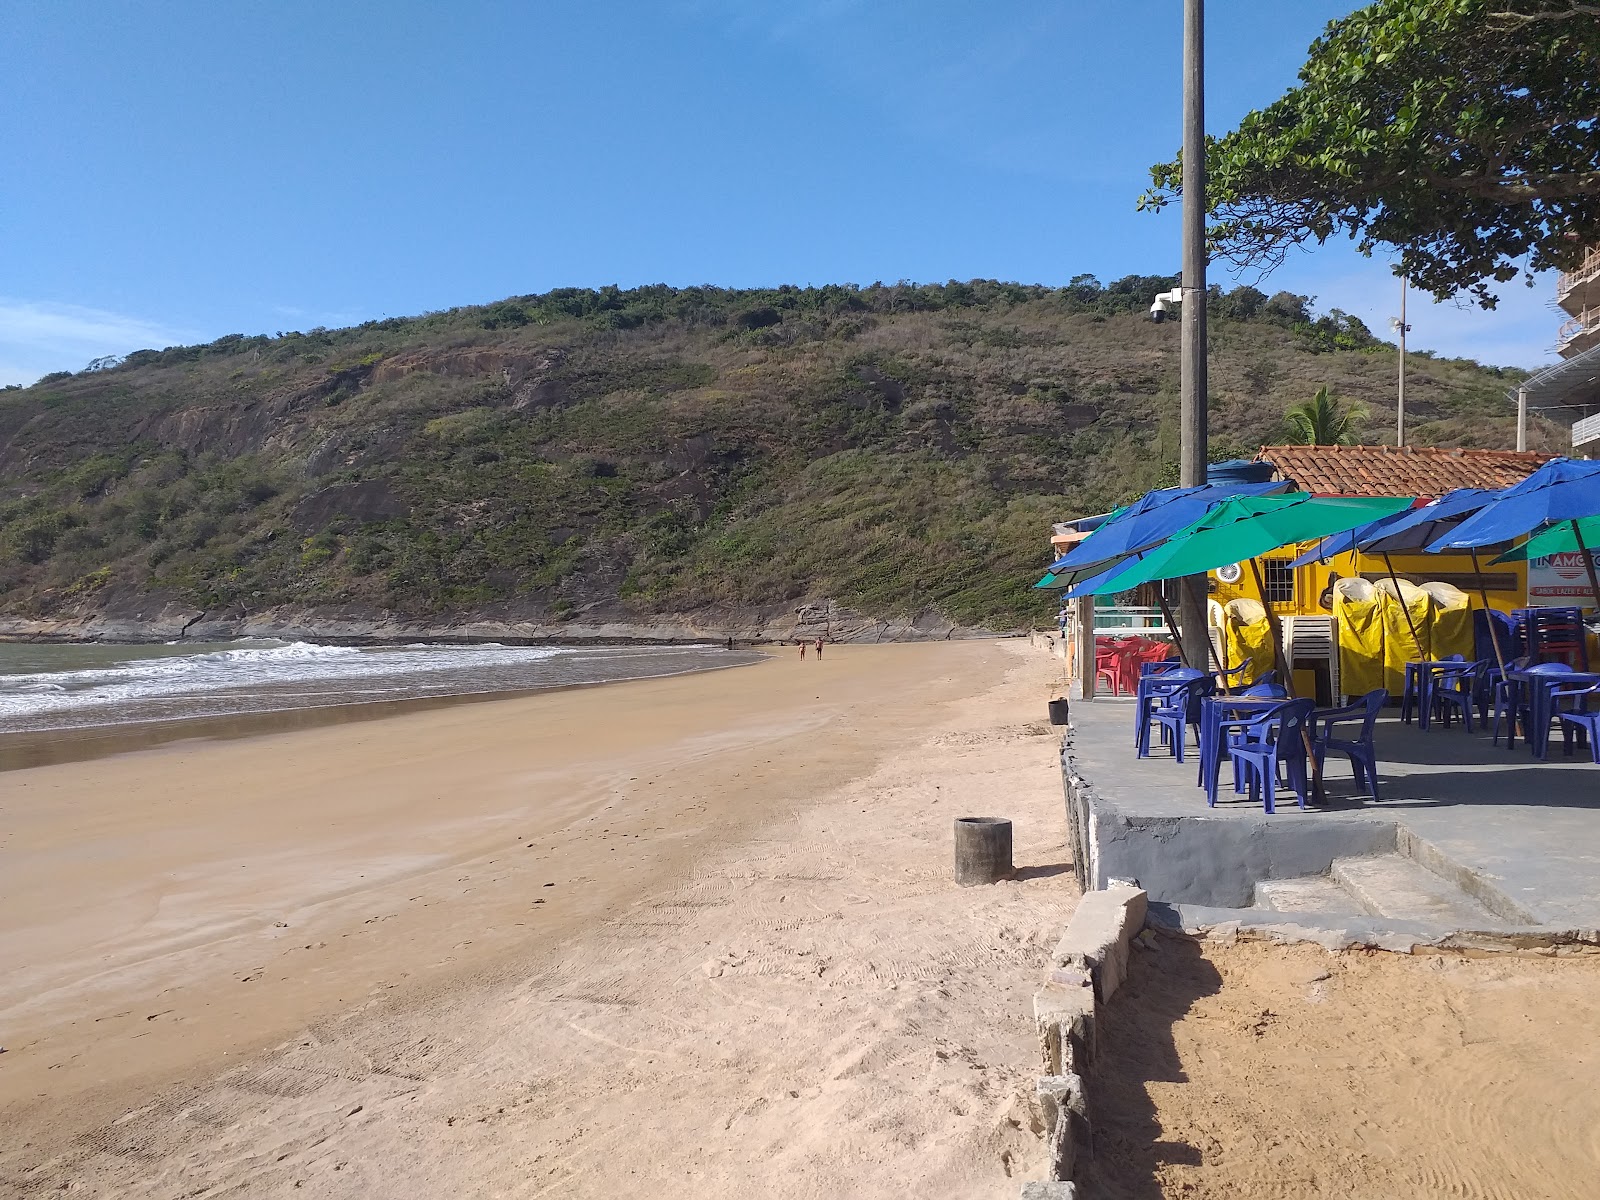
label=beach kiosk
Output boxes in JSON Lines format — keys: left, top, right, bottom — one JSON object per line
{"left": 1203, "top": 445, "right": 1552, "bottom": 701}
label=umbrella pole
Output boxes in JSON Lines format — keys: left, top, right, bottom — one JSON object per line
{"left": 1382, "top": 552, "right": 1424, "bottom": 652}
{"left": 1572, "top": 520, "right": 1600, "bottom": 618}
{"left": 1469, "top": 547, "right": 1507, "bottom": 673}
{"left": 1250, "top": 558, "right": 1327, "bottom": 804}
{"left": 1159, "top": 583, "right": 1228, "bottom": 677}
{"left": 1154, "top": 589, "right": 1192, "bottom": 669}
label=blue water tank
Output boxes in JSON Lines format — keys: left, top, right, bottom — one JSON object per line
{"left": 1207, "top": 458, "right": 1277, "bottom": 486}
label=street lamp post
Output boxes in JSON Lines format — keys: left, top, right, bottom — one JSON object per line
{"left": 1178, "top": 0, "right": 1210, "bottom": 670}
{"left": 1391, "top": 275, "right": 1410, "bottom": 448}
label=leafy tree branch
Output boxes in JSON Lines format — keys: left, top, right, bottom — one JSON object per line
{"left": 1139, "top": 0, "right": 1600, "bottom": 307}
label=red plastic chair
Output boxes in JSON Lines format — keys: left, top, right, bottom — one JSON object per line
{"left": 1094, "top": 636, "right": 1138, "bottom": 695}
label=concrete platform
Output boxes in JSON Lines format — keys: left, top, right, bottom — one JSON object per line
{"left": 1254, "top": 874, "right": 1367, "bottom": 916}
{"left": 1063, "top": 696, "right": 1600, "bottom": 938}
{"left": 1331, "top": 853, "right": 1508, "bottom": 927}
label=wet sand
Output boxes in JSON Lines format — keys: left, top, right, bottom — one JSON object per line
{"left": 0, "top": 639, "right": 1076, "bottom": 1198}
{"left": 0, "top": 655, "right": 762, "bottom": 773}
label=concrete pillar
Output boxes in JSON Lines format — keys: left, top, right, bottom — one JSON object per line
{"left": 1517, "top": 385, "right": 1528, "bottom": 452}
{"left": 953, "top": 817, "right": 1012, "bottom": 886}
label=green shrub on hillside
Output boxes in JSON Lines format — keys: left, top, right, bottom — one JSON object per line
{"left": 0, "top": 279, "right": 1543, "bottom": 629}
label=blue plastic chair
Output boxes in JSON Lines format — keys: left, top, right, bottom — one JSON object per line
{"left": 1227, "top": 698, "right": 1315, "bottom": 814}
{"left": 1313, "top": 689, "right": 1388, "bottom": 802}
{"left": 1407, "top": 654, "right": 1466, "bottom": 729}
{"left": 1133, "top": 666, "right": 1205, "bottom": 748}
{"left": 1241, "top": 681, "right": 1288, "bottom": 699}
{"left": 1431, "top": 660, "right": 1489, "bottom": 731}
{"left": 1141, "top": 661, "right": 1186, "bottom": 678}
{"left": 1211, "top": 662, "right": 1253, "bottom": 693}
{"left": 1553, "top": 683, "right": 1600, "bottom": 763}
{"left": 1141, "top": 676, "right": 1212, "bottom": 763}
{"left": 1525, "top": 662, "right": 1578, "bottom": 759}
{"left": 1489, "top": 655, "right": 1535, "bottom": 747}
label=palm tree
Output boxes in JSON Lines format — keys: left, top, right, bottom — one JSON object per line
{"left": 1284, "top": 386, "right": 1368, "bottom": 446}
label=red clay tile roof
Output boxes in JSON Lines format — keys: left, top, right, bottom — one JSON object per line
{"left": 1255, "top": 445, "right": 1553, "bottom": 499}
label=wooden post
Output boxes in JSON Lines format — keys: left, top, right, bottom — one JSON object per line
{"left": 954, "top": 817, "right": 1013, "bottom": 886}
{"left": 1155, "top": 590, "right": 1191, "bottom": 668}
{"left": 1075, "top": 594, "right": 1096, "bottom": 700}
{"left": 1381, "top": 553, "right": 1425, "bottom": 651}
{"left": 1469, "top": 547, "right": 1507, "bottom": 672}
{"left": 1571, "top": 520, "right": 1600, "bottom": 616}
{"left": 1177, "top": 0, "right": 1210, "bottom": 673}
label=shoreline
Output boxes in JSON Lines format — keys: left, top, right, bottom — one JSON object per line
{"left": 0, "top": 652, "right": 772, "bottom": 772}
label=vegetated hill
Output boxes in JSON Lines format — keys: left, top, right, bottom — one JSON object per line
{"left": 0, "top": 278, "right": 1553, "bottom": 639}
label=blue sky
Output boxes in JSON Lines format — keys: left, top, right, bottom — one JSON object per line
{"left": 0, "top": 0, "right": 1562, "bottom": 386}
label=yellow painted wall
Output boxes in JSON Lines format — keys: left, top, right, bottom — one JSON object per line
{"left": 1206, "top": 546, "right": 1526, "bottom": 617}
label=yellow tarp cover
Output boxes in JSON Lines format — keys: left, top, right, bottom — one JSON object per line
{"left": 1421, "top": 582, "right": 1474, "bottom": 661}
{"left": 1332, "top": 578, "right": 1385, "bottom": 698}
{"left": 1223, "top": 597, "right": 1275, "bottom": 686}
{"left": 1375, "top": 578, "right": 1432, "bottom": 693}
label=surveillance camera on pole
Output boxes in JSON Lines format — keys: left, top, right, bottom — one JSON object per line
{"left": 1391, "top": 276, "right": 1409, "bottom": 447}
{"left": 1149, "top": 287, "right": 1184, "bottom": 323}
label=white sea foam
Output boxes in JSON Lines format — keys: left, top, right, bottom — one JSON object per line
{"left": 0, "top": 639, "right": 747, "bottom": 730}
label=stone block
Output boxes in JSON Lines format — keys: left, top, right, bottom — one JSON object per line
{"left": 1051, "top": 883, "right": 1147, "bottom": 1002}
{"left": 1036, "top": 1073, "right": 1089, "bottom": 1180}
{"left": 1033, "top": 981, "right": 1094, "bottom": 1075}
{"left": 1019, "top": 1182, "right": 1078, "bottom": 1199}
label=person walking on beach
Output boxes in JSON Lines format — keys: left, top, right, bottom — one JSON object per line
{"left": 815, "top": 638, "right": 824, "bottom": 659}
{"left": 799, "top": 640, "right": 806, "bottom": 659}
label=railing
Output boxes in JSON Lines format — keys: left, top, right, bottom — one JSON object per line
{"left": 1558, "top": 248, "right": 1600, "bottom": 303}
{"left": 1092, "top": 606, "right": 1173, "bottom": 635}
{"left": 1557, "top": 305, "right": 1600, "bottom": 353}
{"left": 1573, "top": 411, "right": 1600, "bottom": 448}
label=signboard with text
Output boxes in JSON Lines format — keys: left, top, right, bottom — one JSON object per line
{"left": 1527, "top": 551, "right": 1600, "bottom": 607}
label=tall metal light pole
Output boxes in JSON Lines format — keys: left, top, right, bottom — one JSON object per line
{"left": 1395, "top": 276, "right": 1408, "bottom": 447}
{"left": 1178, "top": 0, "right": 1210, "bottom": 670}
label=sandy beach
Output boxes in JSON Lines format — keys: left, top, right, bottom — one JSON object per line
{"left": 1089, "top": 935, "right": 1600, "bottom": 1200}
{"left": 0, "top": 639, "right": 1076, "bottom": 1198}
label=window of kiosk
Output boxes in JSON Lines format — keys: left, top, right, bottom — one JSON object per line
{"left": 1261, "top": 558, "right": 1295, "bottom": 609}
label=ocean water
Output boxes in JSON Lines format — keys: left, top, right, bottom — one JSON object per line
{"left": 0, "top": 639, "right": 765, "bottom": 734}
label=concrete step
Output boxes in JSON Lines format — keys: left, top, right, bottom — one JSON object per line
{"left": 1253, "top": 875, "right": 1368, "bottom": 916}
{"left": 1331, "top": 853, "right": 1507, "bottom": 928}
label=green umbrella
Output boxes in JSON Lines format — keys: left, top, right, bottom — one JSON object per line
{"left": 1098, "top": 494, "right": 1413, "bottom": 591}
{"left": 1087, "top": 491, "right": 1411, "bottom": 807}
{"left": 1491, "top": 516, "right": 1600, "bottom": 563}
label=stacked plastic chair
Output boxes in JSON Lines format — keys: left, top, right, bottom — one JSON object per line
{"left": 1519, "top": 606, "right": 1588, "bottom": 670}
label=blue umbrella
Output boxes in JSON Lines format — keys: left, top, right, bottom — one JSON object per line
{"left": 1057, "top": 550, "right": 1205, "bottom": 669}
{"left": 1428, "top": 460, "right": 1600, "bottom": 550}
{"left": 1287, "top": 488, "right": 1496, "bottom": 567}
{"left": 1291, "top": 488, "right": 1500, "bottom": 658}
{"left": 1059, "top": 554, "right": 1150, "bottom": 600}
{"left": 1427, "top": 459, "right": 1600, "bottom": 610}
{"left": 1287, "top": 511, "right": 1413, "bottom": 568}
{"left": 1045, "top": 481, "right": 1288, "bottom": 577}
{"left": 1362, "top": 488, "right": 1497, "bottom": 553}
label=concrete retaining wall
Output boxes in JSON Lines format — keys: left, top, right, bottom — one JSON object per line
{"left": 1029, "top": 630, "right": 1069, "bottom": 660}
{"left": 1020, "top": 881, "right": 1147, "bottom": 1197}
{"left": 1061, "top": 738, "right": 1395, "bottom": 906}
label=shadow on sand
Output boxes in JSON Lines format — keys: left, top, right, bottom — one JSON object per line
{"left": 1079, "top": 937, "right": 1222, "bottom": 1200}
{"left": 1012, "top": 862, "right": 1075, "bottom": 882}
